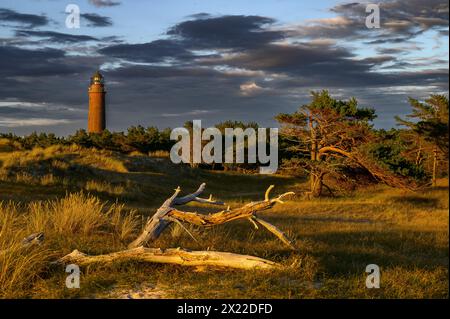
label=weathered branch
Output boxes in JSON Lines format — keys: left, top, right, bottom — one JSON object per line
{"left": 51, "top": 185, "right": 296, "bottom": 271}
{"left": 11, "top": 192, "right": 293, "bottom": 272}
{"left": 22, "top": 232, "right": 44, "bottom": 248}
{"left": 251, "top": 216, "right": 295, "bottom": 250}
{"left": 128, "top": 184, "right": 226, "bottom": 248}
{"left": 55, "top": 246, "right": 278, "bottom": 270}
{"left": 129, "top": 183, "right": 296, "bottom": 250}
{"left": 172, "top": 183, "right": 224, "bottom": 206}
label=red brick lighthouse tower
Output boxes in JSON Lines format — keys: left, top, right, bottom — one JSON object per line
{"left": 88, "top": 70, "right": 106, "bottom": 133}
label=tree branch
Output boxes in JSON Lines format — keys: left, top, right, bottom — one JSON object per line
{"left": 55, "top": 247, "right": 278, "bottom": 270}
{"left": 129, "top": 184, "right": 296, "bottom": 249}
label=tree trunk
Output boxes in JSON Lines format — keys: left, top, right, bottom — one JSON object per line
{"left": 310, "top": 173, "right": 323, "bottom": 197}
{"left": 415, "top": 143, "right": 422, "bottom": 165}
{"left": 309, "top": 116, "right": 322, "bottom": 197}
{"left": 432, "top": 147, "right": 438, "bottom": 187}
{"left": 55, "top": 247, "right": 278, "bottom": 270}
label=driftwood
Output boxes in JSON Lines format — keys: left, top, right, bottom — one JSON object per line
{"left": 55, "top": 246, "right": 277, "bottom": 270}
{"left": 22, "top": 232, "right": 45, "bottom": 247}
{"left": 129, "top": 184, "right": 296, "bottom": 250}
{"left": 55, "top": 184, "right": 295, "bottom": 270}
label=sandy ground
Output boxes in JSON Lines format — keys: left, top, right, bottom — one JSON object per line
{"left": 106, "top": 283, "right": 170, "bottom": 299}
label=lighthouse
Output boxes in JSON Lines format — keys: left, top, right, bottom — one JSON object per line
{"left": 88, "top": 70, "right": 106, "bottom": 133}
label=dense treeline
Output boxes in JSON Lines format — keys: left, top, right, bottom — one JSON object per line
{"left": 1, "top": 91, "right": 448, "bottom": 195}
{"left": 0, "top": 126, "right": 174, "bottom": 154}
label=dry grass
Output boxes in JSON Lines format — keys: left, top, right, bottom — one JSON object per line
{"left": 0, "top": 138, "right": 21, "bottom": 153}
{"left": 0, "top": 192, "right": 140, "bottom": 298}
{"left": 23, "top": 192, "right": 139, "bottom": 239}
{"left": 149, "top": 150, "right": 170, "bottom": 158}
{"left": 0, "top": 202, "right": 53, "bottom": 298}
{"left": 0, "top": 141, "right": 447, "bottom": 299}
{"left": 109, "top": 203, "right": 140, "bottom": 241}
{"left": 0, "top": 144, "right": 128, "bottom": 175}
{"left": 84, "top": 180, "right": 126, "bottom": 196}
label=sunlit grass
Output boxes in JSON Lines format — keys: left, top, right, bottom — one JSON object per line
{"left": 0, "top": 143, "right": 447, "bottom": 299}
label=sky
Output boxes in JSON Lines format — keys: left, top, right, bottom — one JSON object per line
{"left": 0, "top": 0, "right": 448, "bottom": 136}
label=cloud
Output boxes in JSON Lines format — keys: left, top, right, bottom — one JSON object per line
{"left": 99, "top": 15, "right": 285, "bottom": 64}
{"left": 210, "top": 42, "right": 376, "bottom": 83}
{"left": 0, "top": 117, "right": 74, "bottom": 127}
{"left": 167, "top": 15, "right": 284, "bottom": 49}
{"left": 0, "top": 100, "right": 84, "bottom": 130}
{"left": 81, "top": 13, "right": 113, "bottom": 27}
{"left": 187, "top": 13, "right": 212, "bottom": 19}
{"left": 106, "top": 64, "right": 219, "bottom": 78}
{"left": 99, "top": 39, "right": 194, "bottom": 63}
{"left": 0, "top": 46, "right": 77, "bottom": 77}
{"left": 161, "top": 109, "right": 219, "bottom": 117}
{"left": 100, "top": 11, "right": 443, "bottom": 92}
{"left": 15, "top": 30, "right": 98, "bottom": 43}
{"left": 240, "top": 82, "right": 269, "bottom": 96}
{"left": 376, "top": 45, "right": 422, "bottom": 55}
{"left": 0, "top": 8, "right": 48, "bottom": 28}
{"left": 0, "top": 6, "right": 447, "bottom": 134}
{"left": 0, "top": 101, "right": 82, "bottom": 114}
{"left": 88, "top": 0, "right": 121, "bottom": 7}
{"left": 290, "top": 0, "right": 448, "bottom": 43}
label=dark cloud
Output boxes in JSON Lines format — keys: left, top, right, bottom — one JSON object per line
{"left": 106, "top": 64, "right": 220, "bottom": 79}
{"left": 187, "top": 13, "right": 212, "bottom": 19}
{"left": 15, "top": 30, "right": 98, "bottom": 43}
{"left": 200, "top": 42, "right": 387, "bottom": 88}
{"left": 366, "top": 37, "right": 414, "bottom": 45}
{"left": 99, "top": 39, "right": 195, "bottom": 63}
{"left": 81, "top": 13, "right": 112, "bottom": 27}
{"left": 215, "top": 43, "right": 355, "bottom": 71}
{"left": 0, "top": 8, "right": 48, "bottom": 28}
{"left": 376, "top": 46, "right": 420, "bottom": 55}
{"left": 0, "top": 103, "right": 83, "bottom": 121}
{"left": 360, "top": 55, "right": 396, "bottom": 65}
{"left": 167, "top": 15, "right": 284, "bottom": 49}
{"left": 88, "top": 0, "right": 121, "bottom": 7}
{"left": 381, "top": 58, "right": 449, "bottom": 70}
{"left": 98, "top": 15, "right": 283, "bottom": 65}
{"left": 0, "top": 46, "right": 77, "bottom": 77}
{"left": 99, "top": 15, "right": 285, "bottom": 63}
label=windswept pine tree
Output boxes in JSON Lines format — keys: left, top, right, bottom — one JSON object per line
{"left": 395, "top": 95, "right": 449, "bottom": 186}
{"left": 276, "top": 90, "right": 426, "bottom": 196}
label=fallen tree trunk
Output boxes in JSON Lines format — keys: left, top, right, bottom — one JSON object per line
{"left": 55, "top": 246, "right": 278, "bottom": 270}
{"left": 46, "top": 184, "right": 295, "bottom": 271}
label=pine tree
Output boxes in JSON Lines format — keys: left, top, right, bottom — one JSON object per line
{"left": 276, "top": 90, "right": 376, "bottom": 196}
{"left": 395, "top": 95, "right": 449, "bottom": 186}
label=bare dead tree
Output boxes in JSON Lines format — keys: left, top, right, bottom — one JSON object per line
{"left": 55, "top": 184, "right": 296, "bottom": 270}
{"left": 129, "top": 183, "right": 295, "bottom": 250}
